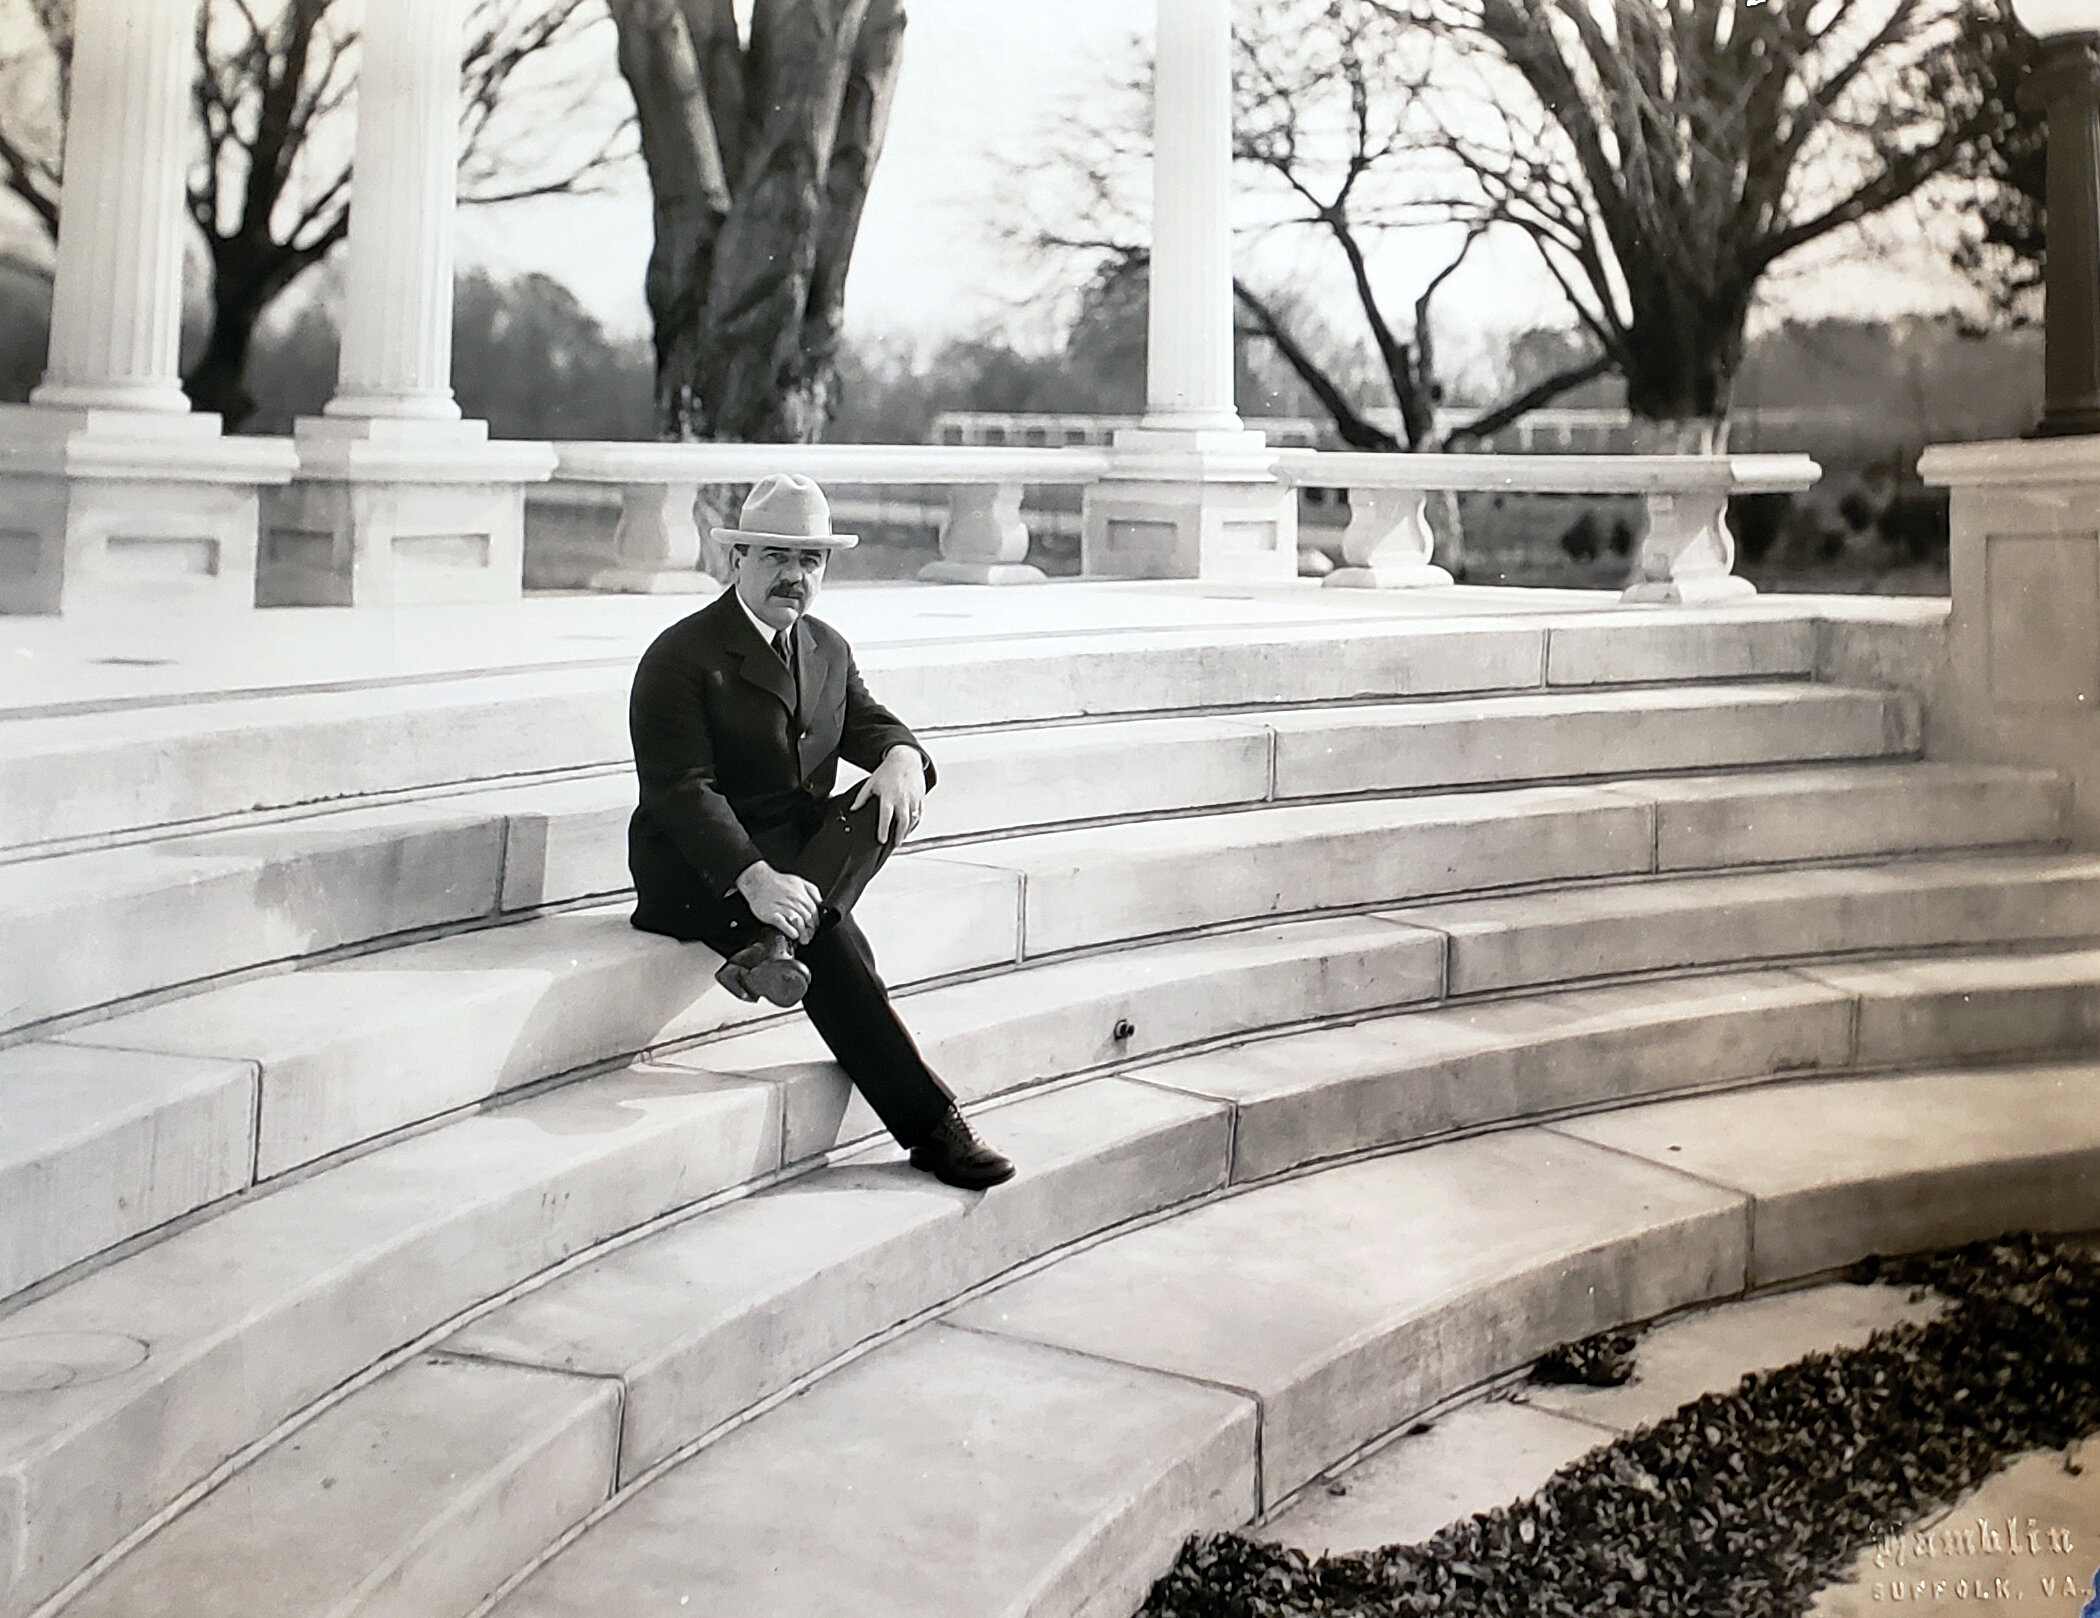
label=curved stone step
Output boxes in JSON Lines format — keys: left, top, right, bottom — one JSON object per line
{"left": 685, "top": 853, "right": 2100, "bottom": 1148}
{"left": 14, "top": 840, "right": 2092, "bottom": 1321}
{"left": 44, "top": 852, "right": 1019, "bottom": 1185}
{"left": 48, "top": 1077, "right": 1232, "bottom": 1618}
{"left": 26, "top": 761, "right": 2060, "bottom": 1220}
{"left": 1145, "top": 947, "right": 2100, "bottom": 1184}
{"left": 483, "top": 1060, "right": 2100, "bottom": 1618}
{"left": 3, "top": 681, "right": 1914, "bottom": 1037}
{"left": 0, "top": 1064, "right": 780, "bottom": 1618}
{"left": 46, "top": 948, "right": 2100, "bottom": 1618}
{"left": 0, "top": 610, "right": 1825, "bottom": 854}
{"left": 989, "top": 762, "right": 2062, "bottom": 958}
{"left": 54, "top": 1355, "right": 621, "bottom": 1618}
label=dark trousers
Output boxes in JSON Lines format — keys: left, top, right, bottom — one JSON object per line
{"left": 633, "top": 792, "right": 955, "bottom": 1148}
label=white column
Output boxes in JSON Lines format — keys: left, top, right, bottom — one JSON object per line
{"left": 1146, "top": 0, "right": 1241, "bottom": 433}
{"left": 325, "top": 0, "right": 465, "bottom": 420}
{"left": 32, "top": 0, "right": 200, "bottom": 414}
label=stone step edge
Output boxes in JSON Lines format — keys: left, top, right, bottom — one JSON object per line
{"left": 16, "top": 957, "right": 2081, "bottom": 1618}
{"left": 469, "top": 1059, "right": 2095, "bottom": 1618}
{"left": 15, "top": 853, "right": 2095, "bottom": 1316}
{"left": 684, "top": 930, "right": 2100, "bottom": 1174}
{"left": 55, "top": 1038, "right": 2026, "bottom": 1618}
{"left": 1, "top": 605, "right": 1844, "bottom": 738}
{"left": 27, "top": 1079, "right": 1228, "bottom": 1618}
{"left": 667, "top": 855, "right": 2100, "bottom": 1080}
{"left": 7, "top": 709, "right": 1924, "bottom": 905}
{"left": 259, "top": 1017, "right": 2100, "bottom": 1618}
{"left": 5, "top": 678, "right": 1903, "bottom": 866}
{"left": 14, "top": 751, "right": 2050, "bottom": 1065}
{"left": 7, "top": 751, "right": 1942, "bottom": 1056}
{"left": 11, "top": 1125, "right": 823, "bottom": 1618}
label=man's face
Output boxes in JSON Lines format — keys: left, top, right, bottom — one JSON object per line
{"left": 734, "top": 543, "right": 828, "bottom": 630}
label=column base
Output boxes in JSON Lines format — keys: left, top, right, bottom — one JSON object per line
{"left": 1082, "top": 476, "right": 1298, "bottom": 582}
{"left": 262, "top": 416, "right": 555, "bottom": 608}
{"left": 917, "top": 560, "right": 1047, "bottom": 585}
{"left": 1324, "top": 562, "right": 1455, "bottom": 590}
{"left": 1620, "top": 574, "right": 1759, "bottom": 606}
{"left": 1081, "top": 429, "right": 1297, "bottom": 583}
{"left": 0, "top": 403, "right": 297, "bottom": 615}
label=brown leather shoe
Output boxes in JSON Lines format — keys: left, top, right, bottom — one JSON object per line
{"left": 715, "top": 930, "right": 810, "bottom": 1008}
{"left": 909, "top": 1106, "right": 1015, "bottom": 1190}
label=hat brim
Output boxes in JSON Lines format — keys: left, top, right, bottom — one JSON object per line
{"left": 712, "top": 527, "right": 859, "bottom": 551}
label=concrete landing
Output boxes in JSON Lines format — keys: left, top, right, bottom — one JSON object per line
{"left": 0, "top": 579, "right": 1937, "bottom": 714}
{"left": 1258, "top": 1282, "right": 1943, "bottom": 1555}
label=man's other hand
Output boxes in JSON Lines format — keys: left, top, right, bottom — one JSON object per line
{"left": 852, "top": 745, "right": 927, "bottom": 844}
{"left": 735, "top": 862, "right": 823, "bottom": 943}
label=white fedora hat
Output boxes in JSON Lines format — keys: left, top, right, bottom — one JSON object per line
{"left": 710, "top": 473, "right": 858, "bottom": 550}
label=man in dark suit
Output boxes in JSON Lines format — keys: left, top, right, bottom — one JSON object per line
{"left": 626, "top": 473, "right": 1014, "bottom": 1190}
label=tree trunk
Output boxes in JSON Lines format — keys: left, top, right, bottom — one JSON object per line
{"left": 614, "top": 0, "right": 903, "bottom": 442}
{"left": 1619, "top": 282, "right": 1750, "bottom": 454}
{"left": 182, "top": 264, "right": 269, "bottom": 429}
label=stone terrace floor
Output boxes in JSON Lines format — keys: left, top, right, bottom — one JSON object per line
{"left": 1, "top": 580, "right": 1948, "bottom": 717}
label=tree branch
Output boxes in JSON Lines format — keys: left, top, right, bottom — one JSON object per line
{"left": 1439, "top": 351, "right": 1615, "bottom": 447}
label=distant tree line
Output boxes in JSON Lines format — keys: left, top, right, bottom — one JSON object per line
{"left": 0, "top": 255, "right": 2041, "bottom": 460}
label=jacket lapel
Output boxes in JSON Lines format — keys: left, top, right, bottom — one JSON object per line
{"left": 722, "top": 594, "right": 796, "bottom": 713}
{"left": 791, "top": 622, "right": 822, "bottom": 733}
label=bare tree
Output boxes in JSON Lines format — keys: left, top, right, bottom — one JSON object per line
{"left": 0, "top": 0, "right": 622, "bottom": 428}
{"left": 1008, "top": 0, "right": 1612, "bottom": 453}
{"left": 607, "top": 0, "right": 905, "bottom": 442}
{"left": 1015, "top": 0, "right": 2016, "bottom": 454}
{"left": 1939, "top": 0, "right": 2041, "bottom": 327}
{"left": 1402, "top": 0, "right": 2008, "bottom": 447}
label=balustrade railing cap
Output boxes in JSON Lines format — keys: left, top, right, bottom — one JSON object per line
{"left": 1918, "top": 437, "right": 2100, "bottom": 487}
{"left": 553, "top": 440, "right": 1113, "bottom": 486}
{"left": 1272, "top": 448, "right": 1820, "bottom": 496}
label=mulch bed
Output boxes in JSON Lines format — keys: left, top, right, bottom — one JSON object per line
{"left": 1134, "top": 1232, "right": 2100, "bottom": 1618}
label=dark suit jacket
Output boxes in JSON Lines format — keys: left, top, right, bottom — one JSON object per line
{"left": 627, "top": 589, "right": 935, "bottom": 931}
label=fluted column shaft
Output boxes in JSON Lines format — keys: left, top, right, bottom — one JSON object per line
{"left": 1145, "top": 0, "right": 1241, "bottom": 432}
{"left": 2025, "top": 38, "right": 2100, "bottom": 436}
{"left": 326, "top": 0, "right": 465, "bottom": 419}
{"left": 33, "top": 0, "right": 200, "bottom": 414}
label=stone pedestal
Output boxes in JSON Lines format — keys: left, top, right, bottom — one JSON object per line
{"left": 261, "top": 419, "right": 553, "bottom": 607}
{"left": 1923, "top": 435, "right": 2100, "bottom": 846}
{"left": 0, "top": 407, "right": 298, "bottom": 614}
{"left": 1082, "top": 429, "right": 1298, "bottom": 582}
{"left": 1324, "top": 487, "right": 1454, "bottom": 590}
{"left": 589, "top": 480, "right": 721, "bottom": 595}
{"left": 1620, "top": 488, "right": 1758, "bottom": 605}
{"left": 920, "top": 484, "right": 1046, "bottom": 584}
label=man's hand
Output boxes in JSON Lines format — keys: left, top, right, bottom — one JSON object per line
{"left": 735, "top": 862, "right": 823, "bottom": 943}
{"left": 851, "top": 745, "right": 927, "bottom": 845}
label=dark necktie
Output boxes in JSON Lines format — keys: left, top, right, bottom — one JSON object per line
{"left": 774, "top": 625, "right": 797, "bottom": 711}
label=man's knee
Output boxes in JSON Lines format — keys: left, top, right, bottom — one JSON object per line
{"left": 831, "top": 792, "right": 902, "bottom": 852}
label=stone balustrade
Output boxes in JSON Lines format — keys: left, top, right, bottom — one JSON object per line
{"left": 545, "top": 440, "right": 1820, "bottom": 603}
{"left": 1275, "top": 448, "right": 1824, "bottom": 603}
{"left": 549, "top": 441, "right": 1113, "bottom": 590}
